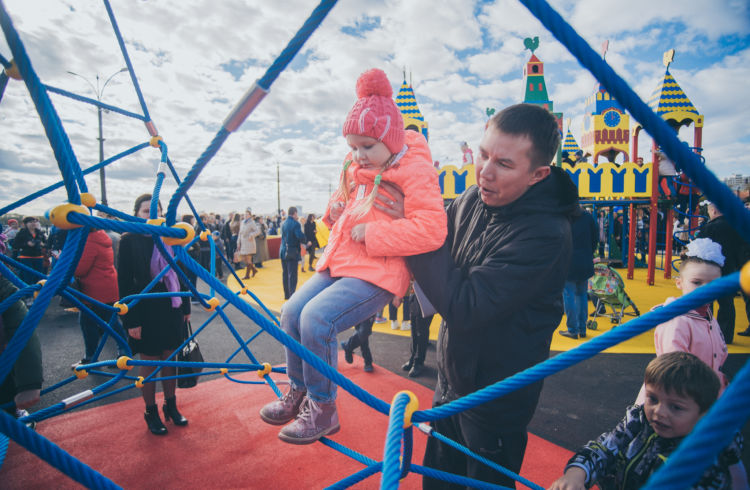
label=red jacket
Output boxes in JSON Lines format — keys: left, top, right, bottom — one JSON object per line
{"left": 318, "top": 131, "right": 447, "bottom": 297}
{"left": 74, "top": 230, "right": 119, "bottom": 304}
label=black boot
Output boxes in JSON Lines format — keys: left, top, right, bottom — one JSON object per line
{"left": 163, "top": 397, "right": 188, "bottom": 426}
{"left": 401, "top": 359, "right": 413, "bottom": 372}
{"left": 144, "top": 404, "right": 168, "bottom": 435}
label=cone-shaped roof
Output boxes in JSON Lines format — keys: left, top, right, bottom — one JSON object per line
{"left": 648, "top": 69, "right": 699, "bottom": 117}
{"left": 395, "top": 81, "right": 424, "bottom": 121}
{"left": 562, "top": 128, "right": 581, "bottom": 154}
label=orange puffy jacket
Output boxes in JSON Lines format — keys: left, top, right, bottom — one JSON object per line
{"left": 317, "top": 131, "right": 447, "bottom": 297}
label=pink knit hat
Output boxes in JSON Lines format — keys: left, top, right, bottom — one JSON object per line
{"left": 342, "top": 69, "right": 405, "bottom": 154}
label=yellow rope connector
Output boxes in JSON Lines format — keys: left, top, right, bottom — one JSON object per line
{"left": 203, "top": 297, "right": 220, "bottom": 311}
{"left": 74, "top": 368, "right": 88, "bottom": 379}
{"left": 113, "top": 302, "right": 128, "bottom": 315}
{"left": 48, "top": 203, "right": 90, "bottom": 230}
{"left": 741, "top": 261, "right": 750, "bottom": 295}
{"left": 240, "top": 287, "right": 248, "bottom": 295}
{"left": 257, "top": 362, "right": 272, "bottom": 378}
{"left": 80, "top": 193, "right": 97, "bottom": 208}
{"left": 149, "top": 135, "right": 163, "bottom": 148}
{"left": 4, "top": 60, "right": 21, "bottom": 80}
{"left": 220, "top": 368, "right": 228, "bottom": 375}
{"left": 392, "top": 390, "right": 419, "bottom": 428}
{"left": 163, "top": 222, "right": 195, "bottom": 246}
{"left": 135, "top": 376, "right": 145, "bottom": 388}
{"left": 33, "top": 279, "right": 46, "bottom": 299}
{"left": 146, "top": 217, "right": 166, "bottom": 226}
{"left": 116, "top": 356, "right": 134, "bottom": 371}
{"left": 199, "top": 230, "right": 210, "bottom": 242}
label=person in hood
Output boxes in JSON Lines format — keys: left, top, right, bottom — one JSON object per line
{"left": 378, "top": 103, "right": 578, "bottom": 488}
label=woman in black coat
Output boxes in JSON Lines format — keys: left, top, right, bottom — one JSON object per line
{"left": 303, "top": 214, "right": 319, "bottom": 271}
{"left": 118, "top": 194, "right": 190, "bottom": 435}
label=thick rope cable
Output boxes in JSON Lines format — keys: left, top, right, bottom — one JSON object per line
{"left": 518, "top": 0, "right": 750, "bottom": 243}
{"left": 101, "top": 0, "right": 151, "bottom": 123}
{"left": 0, "top": 142, "right": 150, "bottom": 217}
{"left": 413, "top": 272, "right": 739, "bottom": 422}
{"left": 410, "top": 464, "right": 508, "bottom": 489}
{"left": 381, "top": 392, "right": 409, "bottom": 488}
{"left": 0, "top": 411, "right": 120, "bottom": 489}
{"left": 643, "top": 357, "right": 750, "bottom": 488}
{"left": 44, "top": 84, "right": 147, "bottom": 121}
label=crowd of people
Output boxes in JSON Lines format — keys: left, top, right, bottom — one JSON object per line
{"left": 1, "top": 66, "right": 749, "bottom": 488}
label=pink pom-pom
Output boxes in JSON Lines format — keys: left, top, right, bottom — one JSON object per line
{"left": 355, "top": 68, "right": 393, "bottom": 98}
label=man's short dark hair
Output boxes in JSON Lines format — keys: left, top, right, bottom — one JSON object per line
{"left": 288, "top": 206, "right": 297, "bottom": 216}
{"left": 644, "top": 351, "right": 720, "bottom": 413}
{"left": 490, "top": 104, "right": 560, "bottom": 168}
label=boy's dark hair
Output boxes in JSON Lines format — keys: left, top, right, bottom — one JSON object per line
{"left": 288, "top": 206, "right": 297, "bottom": 216}
{"left": 644, "top": 351, "right": 720, "bottom": 413}
{"left": 679, "top": 252, "right": 722, "bottom": 270}
{"left": 489, "top": 103, "right": 560, "bottom": 168}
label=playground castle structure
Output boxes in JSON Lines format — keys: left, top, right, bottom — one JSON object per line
{"left": 432, "top": 40, "right": 706, "bottom": 286}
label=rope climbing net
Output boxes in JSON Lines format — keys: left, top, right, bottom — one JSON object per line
{"left": 2, "top": 0, "right": 750, "bottom": 488}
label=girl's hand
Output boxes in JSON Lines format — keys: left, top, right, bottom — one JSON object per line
{"left": 128, "top": 327, "right": 142, "bottom": 340}
{"left": 374, "top": 181, "right": 405, "bottom": 219}
{"left": 184, "top": 314, "right": 190, "bottom": 322}
{"left": 351, "top": 224, "right": 367, "bottom": 242}
{"left": 329, "top": 201, "right": 345, "bottom": 223}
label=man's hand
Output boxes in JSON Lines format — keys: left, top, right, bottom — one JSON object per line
{"left": 548, "top": 467, "right": 587, "bottom": 490}
{"left": 373, "top": 181, "right": 405, "bottom": 219}
{"left": 329, "top": 201, "right": 345, "bottom": 223}
{"left": 351, "top": 224, "right": 367, "bottom": 242}
{"left": 128, "top": 326, "right": 142, "bottom": 340}
{"left": 14, "top": 389, "right": 40, "bottom": 410}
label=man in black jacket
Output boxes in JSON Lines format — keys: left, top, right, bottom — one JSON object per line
{"left": 378, "top": 104, "right": 578, "bottom": 488}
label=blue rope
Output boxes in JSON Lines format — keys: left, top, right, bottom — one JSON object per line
{"left": 0, "top": 51, "right": 8, "bottom": 66}
{"left": 417, "top": 424, "right": 543, "bottom": 490}
{"left": 0, "top": 2, "right": 84, "bottom": 202}
{"left": 0, "top": 142, "right": 150, "bottom": 217}
{"left": 256, "top": 0, "right": 337, "bottom": 89}
{"left": 643, "top": 358, "right": 750, "bottom": 488}
{"left": 0, "top": 432, "right": 7, "bottom": 469}
{"left": 101, "top": 0, "right": 151, "bottom": 122}
{"left": 410, "top": 464, "right": 509, "bottom": 489}
{"left": 381, "top": 392, "right": 409, "bottom": 489}
{"left": 0, "top": 70, "right": 8, "bottom": 103}
{"left": 518, "top": 0, "right": 750, "bottom": 243}
{"left": 44, "top": 84, "right": 147, "bottom": 120}
{"left": 413, "top": 272, "right": 739, "bottom": 422}
{"left": 66, "top": 212, "right": 186, "bottom": 238}
{"left": 0, "top": 411, "right": 120, "bottom": 489}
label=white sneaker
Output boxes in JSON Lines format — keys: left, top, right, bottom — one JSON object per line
{"left": 400, "top": 320, "right": 411, "bottom": 331}
{"left": 390, "top": 320, "right": 400, "bottom": 330}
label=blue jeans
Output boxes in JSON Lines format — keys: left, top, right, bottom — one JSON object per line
{"left": 281, "top": 269, "right": 392, "bottom": 402}
{"left": 79, "top": 303, "right": 128, "bottom": 361}
{"left": 563, "top": 280, "right": 588, "bottom": 335}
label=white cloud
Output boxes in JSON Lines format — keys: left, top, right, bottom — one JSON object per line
{"left": 1, "top": 0, "right": 748, "bottom": 219}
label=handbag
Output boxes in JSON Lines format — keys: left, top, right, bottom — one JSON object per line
{"left": 177, "top": 321, "right": 204, "bottom": 388}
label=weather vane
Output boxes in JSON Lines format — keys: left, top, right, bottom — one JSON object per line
{"left": 566, "top": 117, "right": 571, "bottom": 131}
{"left": 523, "top": 36, "right": 539, "bottom": 54}
{"left": 663, "top": 49, "right": 675, "bottom": 70}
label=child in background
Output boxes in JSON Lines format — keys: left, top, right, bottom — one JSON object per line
{"left": 550, "top": 352, "right": 742, "bottom": 490}
{"left": 340, "top": 315, "right": 376, "bottom": 373}
{"left": 635, "top": 238, "right": 728, "bottom": 405}
{"left": 211, "top": 230, "right": 225, "bottom": 279}
{"left": 259, "top": 68, "right": 447, "bottom": 444}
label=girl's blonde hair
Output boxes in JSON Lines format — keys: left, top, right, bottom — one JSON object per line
{"left": 335, "top": 154, "right": 394, "bottom": 219}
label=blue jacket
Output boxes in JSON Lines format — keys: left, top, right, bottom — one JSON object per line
{"left": 280, "top": 216, "right": 306, "bottom": 261}
{"left": 567, "top": 208, "right": 598, "bottom": 282}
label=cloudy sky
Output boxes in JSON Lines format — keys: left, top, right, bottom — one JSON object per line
{"left": 1, "top": 0, "right": 748, "bottom": 218}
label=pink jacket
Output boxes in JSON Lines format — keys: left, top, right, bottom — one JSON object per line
{"left": 636, "top": 297, "right": 728, "bottom": 405}
{"left": 317, "top": 131, "right": 447, "bottom": 297}
{"left": 74, "top": 230, "right": 119, "bottom": 304}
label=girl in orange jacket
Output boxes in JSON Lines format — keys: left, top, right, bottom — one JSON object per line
{"left": 260, "top": 68, "right": 447, "bottom": 445}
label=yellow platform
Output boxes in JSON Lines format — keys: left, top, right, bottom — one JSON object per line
{"left": 226, "top": 259, "right": 750, "bottom": 355}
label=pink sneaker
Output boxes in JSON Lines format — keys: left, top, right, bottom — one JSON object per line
{"left": 278, "top": 395, "right": 340, "bottom": 445}
{"left": 259, "top": 386, "right": 307, "bottom": 425}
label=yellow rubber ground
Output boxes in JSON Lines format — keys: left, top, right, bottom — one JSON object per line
{"left": 226, "top": 259, "right": 750, "bottom": 354}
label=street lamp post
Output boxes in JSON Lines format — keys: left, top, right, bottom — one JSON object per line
{"left": 276, "top": 147, "right": 293, "bottom": 218}
{"left": 67, "top": 67, "right": 127, "bottom": 206}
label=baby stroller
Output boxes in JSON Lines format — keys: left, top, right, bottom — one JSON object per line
{"left": 587, "top": 262, "right": 640, "bottom": 330}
